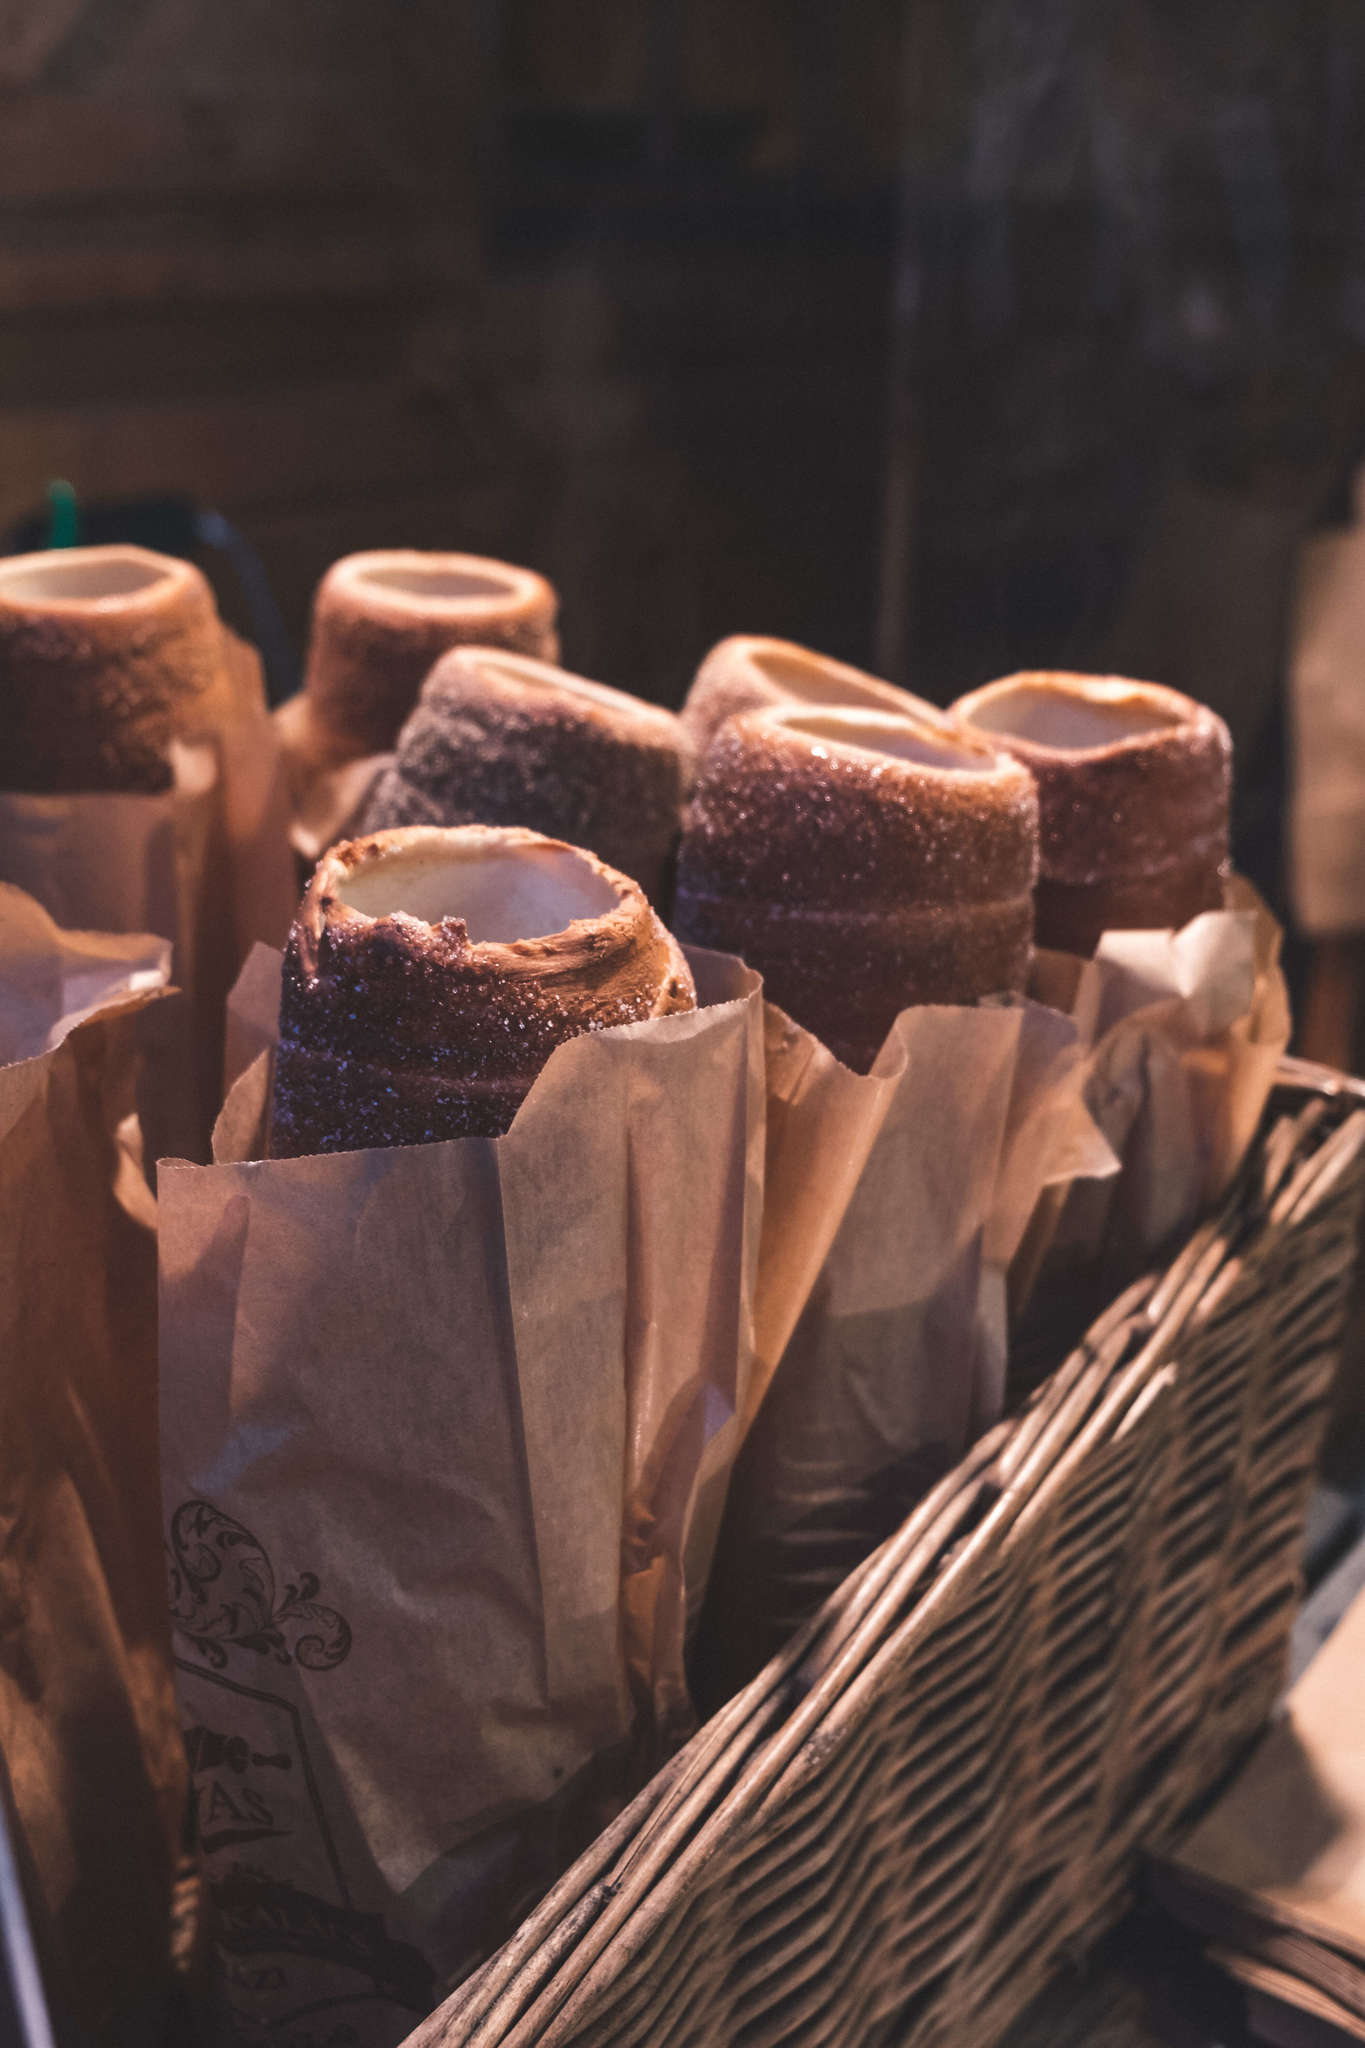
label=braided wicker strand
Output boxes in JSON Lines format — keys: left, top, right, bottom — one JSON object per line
{"left": 407, "top": 1071, "right": 1365, "bottom": 2048}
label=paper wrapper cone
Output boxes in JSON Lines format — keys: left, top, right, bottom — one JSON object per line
{"left": 0, "top": 884, "right": 186, "bottom": 2039}
{"left": 275, "top": 691, "right": 390, "bottom": 868}
{"left": 0, "top": 627, "right": 297, "bottom": 1158}
{"left": 1289, "top": 519, "right": 1365, "bottom": 937}
{"left": 691, "top": 990, "right": 1116, "bottom": 1705}
{"left": 694, "top": 883, "right": 1281, "bottom": 1703}
{"left": 1018, "top": 880, "right": 1292, "bottom": 1352}
{"left": 159, "top": 945, "right": 766, "bottom": 2046}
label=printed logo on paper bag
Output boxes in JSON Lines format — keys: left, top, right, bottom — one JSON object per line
{"left": 168, "top": 1501, "right": 433, "bottom": 2047}
{"left": 168, "top": 1499, "right": 352, "bottom": 1672}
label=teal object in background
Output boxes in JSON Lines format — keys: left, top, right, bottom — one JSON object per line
{"left": 44, "top": 480, "right": 78, "bottom": 549}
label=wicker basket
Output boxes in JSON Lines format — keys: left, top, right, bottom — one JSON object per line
{"left": 407, "top": 1060, "right": 1365, "bottom": 2048}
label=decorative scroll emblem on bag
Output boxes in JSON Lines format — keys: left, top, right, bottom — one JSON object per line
{"left": 167, "top": 1499, "right": 352, "bottom": 1672}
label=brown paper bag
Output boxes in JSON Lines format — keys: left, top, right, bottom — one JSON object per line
{"left": 692, "top": 989, "right": 1115, "bottom": 1697}
{"left": 159, "top": 946, "right": 767, "bottom": 2046}
{"left": 1289, "top": 520, "right": 1365, "bottom": 938}
{"left": 274, "top": 691, "right": 389, "bottom": 867}
{"left": 1023, "top": 882, "right": 1291, "bottom": 1317}
{"left": 0, "top": 627, "right": 297, "bottom": 1157}
{"left": 0, "top": 884, "right": 186, "bottom": 2040}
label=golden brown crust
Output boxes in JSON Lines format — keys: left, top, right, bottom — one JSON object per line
{"left": 0, "top": 545, "right": 233, "bottom": 793}
{"left": 953, "top": 671, "right": 1231, "bottom": 955}
{"left": 359, "top": 647, "right": 691, "bottom": 902}
{"left": 270, "top": 824, "right": 695, "bottom": 1155}
{"left": 303, "top": 551, "right": 560, "bottom": 760}
{"left": 674, "top": 705, "right": 1038, "bottom": 1071}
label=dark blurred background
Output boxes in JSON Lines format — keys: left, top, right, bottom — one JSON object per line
{"left": 6, "top": 0, "right": 1365, "bottom": 912}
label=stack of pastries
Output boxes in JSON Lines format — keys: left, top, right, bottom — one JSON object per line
{"left": 265, "top": 572, "right": 1234, "bottom": 1143}
{"left": 0, "top": 532, "right": 1237, "bottom": 1119}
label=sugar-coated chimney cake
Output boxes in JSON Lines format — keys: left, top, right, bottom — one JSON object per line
{"left": 360, "top": 647, "right": 690, "bottom": 903}
{"left": 0, "top": 545, "right": 236, "bottom": 792}
{"left": 679, "top": 633, "right": 959, "bottom": 762}
{"left": 674, "top": 704, "right": 1038, "bottom": 1072}
{"left": 270, "top": 824, "right": 696, "bottom": 1156}
{"left": 302, "top": 550, "right": 560, "bottom": 760}
{"left": 952, "top": 672, "right": 1231, "bottom": 957}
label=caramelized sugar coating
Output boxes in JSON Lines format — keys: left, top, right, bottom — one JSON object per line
{"left": 675, "top": 706, "right": 1038, "bottom": 1072}
{"left": 303, "top": 551, "right": 560, "bottom": 760}
{"left": 953, "top": 672, "right": 1231, "bottom": 957}
{"left": 270, "top": 824, "right": 696, "bottom": 1156}
{"left": 360, "top": 647, "right": 690, "bottom": 902}
{"left": 679, "top": 635, "right": 959, "bottom": 762}
{"left": 0, "top": 545, "right": 233, "bottom": 793}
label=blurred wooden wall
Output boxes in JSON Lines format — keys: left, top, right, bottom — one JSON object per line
{"left": 0, "top": 0, "right": 486, "bottom": 634}
{"left": 0, "top": 0, "right": 903, "bottom": 700}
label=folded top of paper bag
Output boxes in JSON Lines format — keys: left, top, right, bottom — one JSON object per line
{"left": 0, "top": 880, "right": 169, "bottom": 1070}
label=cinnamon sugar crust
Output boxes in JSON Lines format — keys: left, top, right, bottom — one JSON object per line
{"left": 953, "top": 671, "right": 1231, "bottom": 956}
{"left": 270, "top": 824, "right": 695, "bottom": 1156}
{"left": 303, "top": 550, "right": 560, "bottom": 760}
{"left": 0, "top": 544, "right": 233, "bottom": 793}
{"left": 680, "top": 634, "right": 959, "bottom": 762}
{"left": 674, "top": 705, "right": 1038, "bottom": 1071}
{"left": 360, "top": 647, "right": 690, "bottom": 903}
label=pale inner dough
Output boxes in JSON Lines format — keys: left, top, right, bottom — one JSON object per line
{"left": 965, "top": 679, "right": 1179, "bottom": 750}
{"left": 359, "top": 563, "right": 517, "bottom": 605}
{"left": 340, "top": 839, "right": 620, "bottom": 941}
{"left": 0, "top": 552, "right": 169, "bottom": 602}
{"left": 750, "top": 644, "right": 915, "bottom": 714}
{"left": 783, "top": 708, "right": 998, "bottom": 775}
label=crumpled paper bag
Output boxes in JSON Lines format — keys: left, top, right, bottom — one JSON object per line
{"left": 692, "top": 988, "right": 1115, "bottom": 1700}
{"left": 274, "top": 691, "right": 389, "bottom": 866}
{"left": 159, "top": 945, "right": 767, "bottom": 2047}
{"left": 0, "top": 627, "right": 297, "bottom": 1156}
{"left": 694, "top": 886, "right": 1286, "bottom": 1700}
{"left": 1025, "top": 880, "right": 1291, "bottom": 1306}
{"left": 0, "top": 884, "right": 184, "bottom": 2041}
{"left": 1289, "top": 517, "right": 1365, "bottom": 937}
